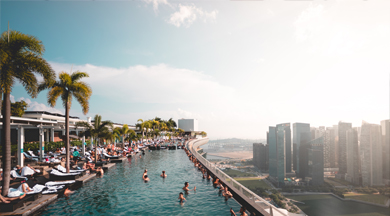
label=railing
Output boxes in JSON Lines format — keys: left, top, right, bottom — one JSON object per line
{"left": 187, "top": 138, "right": 288, "bottom": 216}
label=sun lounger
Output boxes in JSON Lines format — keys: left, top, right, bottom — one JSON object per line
{"left": 56, "top": 165, "right": 85, "bottom": 174}
{"left": 23, "top": 152, "right": 38, "bottom": 161}
{"left": 21, "top": 166, "right": 40, "bottom": 177}
{"left": 49, "top": 169, "right": 81, "bottom": 181}
{"left": 103, "top": 153, "right": 119, "bottom": 159}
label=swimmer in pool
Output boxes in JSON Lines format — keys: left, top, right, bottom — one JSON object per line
{"left": 143, "top": 174, "right": 150, "bottom": 182}
{"left": 178, "top": 192, "right": 186, "bottom": 203}
{"left": 182, "top": 182, "right": 196, "bottom": 192}
{"left": 160, "top": 171, "right": 167, "bottom": 178}
{"left": 230, "top": 206, "right": 248, "bottom": 216}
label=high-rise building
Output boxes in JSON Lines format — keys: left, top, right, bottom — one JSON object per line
{"left": 346, "top": 128, "right": 360, "bottom": 185}
{"left": 268, "top": 126, "right": 277, "bottom": 179}
{"left": 338, "top": 122, "right": 352, "bottom": 175}
{"left": 381, "top": 120, "right": 390, "bottom": 180}
{"left": 253, "top": 143, "right": 269, "bottom": 171}
{"left": 293, "top": 123, "right": 311, "bottom": 179}
{"left": 276, "top": 124, "right": 286, "bottom": 185}
{"left": 360, "top": 122, "right": 383, "bottom": 186}
{"left": 333, "top": 125, "right": 339, "bottom": 168}
{"left": 277, "top": 123, "right": 291, "bottom": 173}
{"left": 324, "top": 127, "right": 335, "bottom": 168}
{"left": 308, "top": 137, "right": 324, "bottom": 186}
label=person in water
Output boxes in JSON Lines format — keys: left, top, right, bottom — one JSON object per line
{"left": 182, "top": 182, "right": 196, "bottom": 192}
{"left": 230, "top": 206, "right": 247, "bottom": 216}
{"left": 64, "top": 187, "right": 75, "bottom": 197}
{"left": 178, "top": 192, "right": 186, "bottom": 203}
{"left": 96, "top": 167, "right": 104, "bottom": 176}
{"left": 223, "top": 187, "right": 233, "bottom": 200}
{"left": 143, "top": 169, "right": 148, "bottom": 178}
{"left": 143, "top": 174, "right": 150, "bottom": 182}
{"left": 160, "top": 171, "right": 167, "bottom": 178}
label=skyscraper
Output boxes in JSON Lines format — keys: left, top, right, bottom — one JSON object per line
{"left": 333, "top": 125, "right": 339, "bottom": 168}
{"left": 381, "top": 120, "right": 390, "bottom": 180}
{"left": 338, "top": 122, "right": 352, "bottom": 175}
{"left": 346, "top": 128, "right": 360, "bottom": 185}
{"left": 253, "top": 143, "right": 269, "bottom": 171}
{"left": 324, "top": 127, "right": 335, "bottom": 168}
{"left": 276, "top": 124, "right": 286, "bottom": 185}
{"left": 276, "top": 123, "right": 291, "bottom": 173}
{"left": 293, "top": 123, "right": 311, "bottom": 179}
{"left": 307, "top": 137, "right": 324, "bottom": 186}
{"left": 268, "top": 126, "right": 277, "bottom": 179}
{"left": 360, "top": 122, "right": 383, "bottom": 186}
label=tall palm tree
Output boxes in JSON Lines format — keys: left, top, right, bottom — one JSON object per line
{"left": 0, "top": 30, "right": 55, "bottom": 196}
{"left": 136, "top": 119, "right": 145, "bottom": 142}
{"left": 116, "top": 124, "right": 130, "bottom": 146}
{"left": 76, "top": 115, "right": 113, "bottom": 162}
{"left": 39, "top": 71, "right": 92, "bottom": 173}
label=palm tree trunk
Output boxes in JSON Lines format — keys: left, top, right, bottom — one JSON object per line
{"left": 1, "top": 92, "right": 11, "bottom": 196}
{"left": 65, "top": 101, "right": 70, "bottom": 173}
{"left": 95, "top": 137, "right": 98, "bottom": 162}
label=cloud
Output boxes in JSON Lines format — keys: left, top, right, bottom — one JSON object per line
{"left": 143, "top": 0, "right": 170, "bottom": 13}
{"left": 10, "top": 95, "right": 15, "bottom": 103}
{"left": 49, "top": 62, "right": 235, "bottom": 105}
{"left": 17, "top": 96, "right": 64, "bottom": 114}
{"left": 168, "top": 4, "right": 218, "bottom": 28}
{"left": 294, "top": 4, "right": 324, "bottom": 43}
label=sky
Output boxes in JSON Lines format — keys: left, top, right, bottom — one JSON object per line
{"left": 1, "top": 0, "right": 389, "bottom": 139}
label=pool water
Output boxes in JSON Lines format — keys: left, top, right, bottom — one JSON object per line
{"left": 41, "top": 149, "right": 241, "bottom": 215}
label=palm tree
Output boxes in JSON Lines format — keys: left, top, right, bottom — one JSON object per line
{"left": 75, "top": 115, "right": 113, "bottom": 162}
{"left": 39, "top": 71, "right": 92, "bottom": 173}
{"left": 136, "top": 119, "right": 145, "bottom": 142}
{"left": 0, "top": 30, "right": 55, "bottom": 196}
{"left": 116, "top": 124, "right": 130, "bottom": 146}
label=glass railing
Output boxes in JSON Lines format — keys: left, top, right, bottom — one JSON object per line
{"left": 187, "top": 138, "right": 288, "bottom": 216}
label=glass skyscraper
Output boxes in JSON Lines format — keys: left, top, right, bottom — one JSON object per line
{"left": 293, "top": 123, "right": 311, "bottom": 178}
{"left": 308, "top": 137, "right": 324, "bottom": 186}
{"left": 268, "top": 126, "right": 277, "bottom": 179}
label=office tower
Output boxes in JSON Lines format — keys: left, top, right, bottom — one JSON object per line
{"left": 381, "top": 120, "right": 390, "bottom": 180}
{"left": 333, "top": 125, "right": 339, "bottom": 168}
{"left": 324, "top": 127, "right": 336, "bottom": 168}
{"left": 311, "top": 127, "right": 317, "bottom": 140}
{"left": 360, "top": 122, "right": 383, "bottom": 186}
{"left": 277, "top": 123, "right": 291, "bottom": 173}
{"left": 293, "top": 123, "right": 311, "bottom": 178}
{"left": 253, "top": 143, "right": 269, "bottom": 171}
{"left": 308, "top": 137, "right": 324, "bottom": 185}
{"left": 276, "top": 124, "right": 286, "bottom": 185}
{"left": 338, "top": 122, "right": 352, "bottom": 175}
{"left": 268, "top": 127, "right": 277, "bottom": 178}
{"left": 346, "top": 128, "right": 360, "bottom": 185}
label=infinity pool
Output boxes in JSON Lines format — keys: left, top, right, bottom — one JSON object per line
{"left": 41, "top": 149, "right": 241, "bottom": 215}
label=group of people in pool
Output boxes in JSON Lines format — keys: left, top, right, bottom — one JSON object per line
{"left": 183, "top": 146, "right": 248, "bottom": 216}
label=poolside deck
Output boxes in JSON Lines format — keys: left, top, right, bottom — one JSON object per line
{"left": 0, "top": 194, "right": 57, "bottom": 216}
{"left": 76, "top": 173, "right": 96, "bottom": 183}
{"left": 103, "top": 163, "right": 116, "bottom": 170}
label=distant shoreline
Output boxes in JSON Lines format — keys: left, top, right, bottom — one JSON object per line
{"left": 206, "top": 151, "right": 253, "bottom": 160}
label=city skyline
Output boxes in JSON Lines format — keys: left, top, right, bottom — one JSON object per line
{"left": 2, "top": 0, "right": 389, "bottom": 139}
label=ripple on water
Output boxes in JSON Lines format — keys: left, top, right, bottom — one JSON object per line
{"left": 41, "top": 150, "right": 241, "bottom": 216}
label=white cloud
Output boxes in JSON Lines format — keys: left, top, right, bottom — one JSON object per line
{"left": 10, "top": 95, "right": 15, "bottom": 103}
{"left": 168, "top": 4, "right": 218, "bottom": 28}
{"left": 50, "top": 62, "right": 235, "bottom": 105}
{"left": 143, "top": 0, "right": 170, "bottom": 13}
{"left": 294, "top": 4, "right": 324, "bottom": 43}
{"left": 17, "top": 96, "right": 63, "bottom": 114}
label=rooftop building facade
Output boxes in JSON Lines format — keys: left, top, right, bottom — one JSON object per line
{"left": 178, "top": 119, "right": 199, "bottom": 132}
{"left": 277, "top": 123, "right": 291, "bottom": 173}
